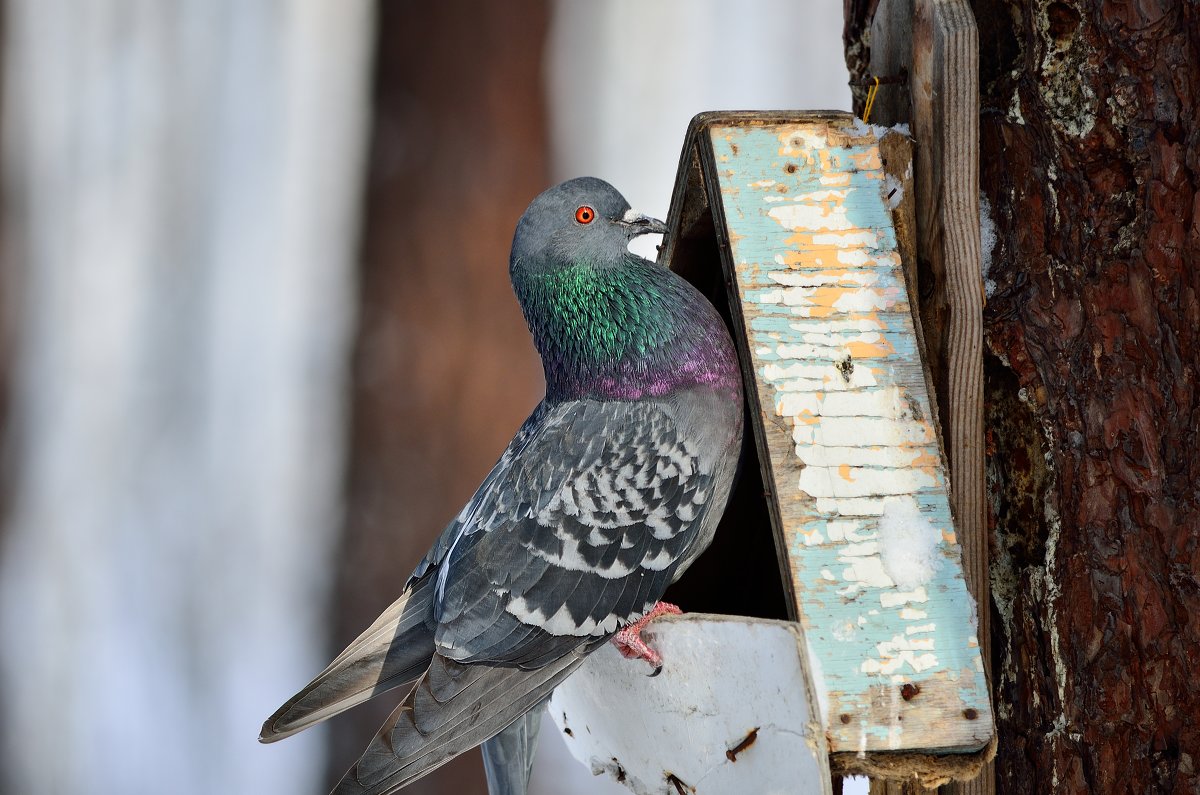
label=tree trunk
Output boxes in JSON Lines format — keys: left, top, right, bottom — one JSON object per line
{"left": 847, "top": 0, "right": 1200, "bottom": 792}
{"left": 330, "top": 2, "right": 550, "bottom": 792}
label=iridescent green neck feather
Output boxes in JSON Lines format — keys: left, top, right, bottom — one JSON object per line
{"left": 511, "top": 256, "right": 740, "bottom": 402}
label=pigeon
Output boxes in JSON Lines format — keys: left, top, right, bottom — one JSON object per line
{"left": 259, "top": 177, "right": 744, "bottom": 794}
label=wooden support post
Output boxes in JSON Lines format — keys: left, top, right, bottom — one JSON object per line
{"left": 871, "top": 780, "right": 924, "bottom": 795}
{"left": 871, "top": 1, "right": 992, "bottom": 793}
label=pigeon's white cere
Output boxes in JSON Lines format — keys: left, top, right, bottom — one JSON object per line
{"left": 878, "top": 496, "right": 943, "bottom": 590}
{"left": 623, "top": 208, "right": 662, "bottom": 259}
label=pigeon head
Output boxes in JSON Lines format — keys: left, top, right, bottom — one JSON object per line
{"left": 509, "top": 177, "right": 667, "bottom": 271}
{"left": 509, "top": 177, "right": 739, "bottom": 403}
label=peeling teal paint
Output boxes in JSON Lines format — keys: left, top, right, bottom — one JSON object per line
{"left": 707, "top": 118, "right": 991, "bottom": 752}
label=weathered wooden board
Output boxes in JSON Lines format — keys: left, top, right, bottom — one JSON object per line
{"left": 550, "top": 615, "right": 832, "bottom": 795}
{"left": 662, "top": 112, "right": 993, "bottom": 759}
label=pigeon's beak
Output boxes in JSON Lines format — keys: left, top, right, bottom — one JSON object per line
{"left": 617, "top": 209, "right": 669, "bottom": 237}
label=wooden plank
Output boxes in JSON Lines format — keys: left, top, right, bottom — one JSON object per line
{"left": 869, "top": 0, "right": 914, "bottom": 128}
{"left": 662, "top": 113, "right": 991, "bottom": 763}
{"left": 911, "top": 0, "right": 987, "bottom": 684}
{"left": 910, "top": 4, "right": 993, "bottom": 794}
{"left": 550, "top": 615, "right": 832, "bottom": 795}
{"left": 873, "top": 0, "right": 992, "bottom": 791}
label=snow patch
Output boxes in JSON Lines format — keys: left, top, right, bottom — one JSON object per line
{"left": 849, "top": 117, "right": 913, "bottom": 140}
{"left": 980, "top": 192, "right": 998, "bottom": 297}
{"left": 884, "top": 173, "right": 904, "bottom": 210}
{"left": 878, "top": 497, "right": 943, "bottom": 590}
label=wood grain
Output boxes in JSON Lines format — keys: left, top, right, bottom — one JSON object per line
{"left": 868, "top": 0, "right": 914, "bottom": 128}
{"left": 853, "top": 0, "right": 1200, "bottom": 790}
{"left": 861, "top": 0, "right": 992, "bottom": 789}
{"left": 909, "top": 3, "right": 992, "bottom": 793}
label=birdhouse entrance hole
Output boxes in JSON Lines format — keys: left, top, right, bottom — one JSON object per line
{"left": 659, "top": 215, "right": 793, "bottom": 623}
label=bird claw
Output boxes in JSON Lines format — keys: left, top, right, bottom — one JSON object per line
{"left": 610, "top": 602, "right": 682, "bottom": 675}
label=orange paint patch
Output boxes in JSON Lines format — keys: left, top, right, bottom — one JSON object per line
{"left": 909, "top": 451, "right": 940, "bottom": 470}
{"left": 779, "top": 247, "right": 833, "bottom": 271}
{"left": 849, "top": 148, "right": 883, "bottom": 171}
{"left": 846, "top": 339, "right": 894, "bottom": 359}
{"left": 838, "top": 463, "right": 855, "bottom": 482}
{"left": 845, "top": 312, "right": 887, "bottom": 329}
{"left": 806, "top": 285, "right": 851, "bottom": 308}
{"left": 804, "top": 304, "right": 837, "bottom": 318}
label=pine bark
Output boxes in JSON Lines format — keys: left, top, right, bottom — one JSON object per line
{"left": 847, "top": 0, "right": 1200, "bottom": 791}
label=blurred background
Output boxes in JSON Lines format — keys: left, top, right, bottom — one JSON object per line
{"left": 0, "top": 2, "right": 850, "bottom": 793}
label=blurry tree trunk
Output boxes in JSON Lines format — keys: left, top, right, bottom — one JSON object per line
{"left": 846, "top": 0, "right": 1200, "bottom": 792}
{"left": 0, "top": 3, "right": 372, "bottom": 795}
{"left": 330, "top": 2, "right": 550, "bottom": 792}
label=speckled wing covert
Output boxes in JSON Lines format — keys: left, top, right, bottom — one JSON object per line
{"left": 430, "top": 398, "right": 717, "bottom": 665}
{"left": 329, "top": 394, "right": 729, "bottom": 794}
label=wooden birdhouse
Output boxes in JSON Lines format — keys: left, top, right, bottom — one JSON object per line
{"left": 549, "top": 111, "right": 995, "bottom": 793}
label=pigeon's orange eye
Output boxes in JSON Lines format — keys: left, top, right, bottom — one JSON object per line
{"left": 574, "top": 205, "right": 595, "bottom": 224}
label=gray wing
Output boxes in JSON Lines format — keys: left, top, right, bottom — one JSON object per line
{"left": 258, "top": 407, "right": 559, "bottom": 743}
{"left": 329, "top": 395, "right": 736, "bottom": 794}
{"left": 432, "top": 397, "right": 721, "bottom": 668}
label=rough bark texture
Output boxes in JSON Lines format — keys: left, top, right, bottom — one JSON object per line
{"left": 329, "top": 2, "right": 550, "bottom": 792}
{"left": 847, "top": 0, "right": 1200, "bottom": 792}
{"left": 978, "top": 1, "right": 1200, "bottom": 791}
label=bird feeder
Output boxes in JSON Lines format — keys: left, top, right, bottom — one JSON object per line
{"left": 549, "top": 111, "right": 994, "bottom": 792}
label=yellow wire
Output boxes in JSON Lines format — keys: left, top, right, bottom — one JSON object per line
{"left": 863, "top": 76, "right": 881, "bottom": 124}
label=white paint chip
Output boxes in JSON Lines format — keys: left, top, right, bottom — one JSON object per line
{"left": 878, "top": 497, "right": 943, "bottom": 590}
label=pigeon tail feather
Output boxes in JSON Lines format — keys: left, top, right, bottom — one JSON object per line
{"left": 332, "top": 653, "right": 586, "bottom": 795}
{"left": 481, "top": 703, "right": 545, "bottom": 795}
{"left": 259, "top": 574, "right": 438, "bottom": 742}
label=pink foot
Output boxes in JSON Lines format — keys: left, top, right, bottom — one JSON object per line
{"left": 610, "top": 602, "right": 683, "bottom": 676}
